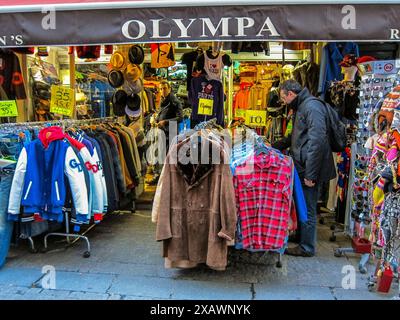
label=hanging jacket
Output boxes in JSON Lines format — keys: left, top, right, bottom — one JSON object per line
{"left": 156, "top": 137, "right": 237, "bottom": 271}
{"left": 293, "top": 167, "right": 308, "bottom": 223}
{"left": 82, "top": 134, "right": 108, "bottom": 214}
{"left": 7, "top": 127, "right": 89, "bottom": 223}
{"left": 65, "top": 135, "right": 104, "bottom": 222}
{"left": 90, "top": 133, "right": 119, "bottom": 213}
{"left": 318, "top": 42, "right": 359, "bottom": 97}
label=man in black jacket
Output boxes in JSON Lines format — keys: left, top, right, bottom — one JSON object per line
{"left": 273, "top": 80, "right": 336, "bottom": 257}
{"left": 148, "top": 81, "right": 183, "bottom": 185}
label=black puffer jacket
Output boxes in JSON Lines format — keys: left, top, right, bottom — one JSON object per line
{"left": 273, "top": 88, "right": 336, "bottom": 183}
{"left": 156, "top": 93, "right": 183, "bottom": 127}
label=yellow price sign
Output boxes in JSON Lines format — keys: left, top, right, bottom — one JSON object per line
{"left": 0, "top": 100, "right": 18, "bottom": 117}
{"left": 235, "top": 108, "right": 247, "bottom": 119}
{"left": 198, "top": 98, "right": 213, "bottom": 116}
{"left": 50, "top": 85, "right": 75, "bottom": 117}
{"left": 245, "top": 110, "right": 267, "bottom": 127}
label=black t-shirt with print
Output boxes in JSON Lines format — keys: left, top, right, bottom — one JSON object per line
{"left": 0, "top": 49, "right": 27, "bottom": 100}
{"left": 181, "top": 50, "right": 201, "bottom": 92}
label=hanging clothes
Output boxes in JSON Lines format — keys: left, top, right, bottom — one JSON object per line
{"left": 0, "top": 49, "right": 27, "bottom": 100}
{"left": 293, "top": 61, "right": 320, "bottom": 97}
{"left": 189, "top": 76, "right": 225, "bottom": 127}
{"left": 318, "top": 42, "right": 359, "bottom": 98}
{"left": 150, "top": 43, "right": 175, "bottom": 69}
{"left": 89, "top": 79, "right": 115, "bottom": 118}
{"left": 156, "top": 132, "right": 237, "bottom": 271}
{"left": 7, "top": 126, "right": 89, "bottom": 223}
{"left": 181, "top": 48, "right": 203, "bottom": 92}
{"left": 203, "top": 52, "right": 224, "bottom": 81}
{"left": 233, "top": 147, "right": 294, "bottom": 251}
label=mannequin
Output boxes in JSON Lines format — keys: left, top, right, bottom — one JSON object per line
{"left": 341, "top": 65, "right": 358, "bottom": 82}
{"left": 194, "top": 47, "right": 232, "bottom": 82}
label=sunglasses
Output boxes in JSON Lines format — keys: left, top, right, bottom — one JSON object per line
{"left": 354, "top": 166, "right": 368, "bottom": 175}
{"left": 363, "top": 95, "right": 381, "bottom": 101}
{"left": 356, "top": 154, "right": 369, "bottom": 162}
{"left": 365, "top": 77, "right": 394, "bottom": 84}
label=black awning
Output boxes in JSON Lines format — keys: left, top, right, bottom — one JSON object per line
{"left": 0, "top": 3, "right": 399, "bottom": 47}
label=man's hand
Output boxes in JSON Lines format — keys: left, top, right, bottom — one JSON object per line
{"left": 157, "top": 120, "right": 167, "bottom": 128}
{"left": 304, "top": 178, "right": 316, "bottom": 187}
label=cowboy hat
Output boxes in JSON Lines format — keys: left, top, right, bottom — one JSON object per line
{"left": 125, "top": 93, "right": 141, "bottom": 117}
{"left": 124, "top": 64, "right": 142, "bottom": 82}
{"left": 112, "top": 90, "right": 128, "bottom": 116}
{"left": 108, "top": 69, "right": 124, "bottom": 88}
{"left": 123, "top": 78, "right": 143, "bottom": 95}
{"left": 128, "top": 45, "right": 145, "bottom": 65}
{"left": 110, "top": 51, "right": 128, "bottom": 71}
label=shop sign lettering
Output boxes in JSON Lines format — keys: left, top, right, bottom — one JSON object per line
{"left": 245, "top": 110, "right": 267, "bottom": 127}
{"left": 122, "top": 17, "right": 281, "bottom": 40}
{"left": 50, "top": 85, "right": 74, "bottom": 117}
{"left": 0, "top": 100, "right": 18, "bottom": 117}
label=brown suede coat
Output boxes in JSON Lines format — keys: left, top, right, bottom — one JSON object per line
{"left": 156, "top": 138, "right": 237, "bottom": 271}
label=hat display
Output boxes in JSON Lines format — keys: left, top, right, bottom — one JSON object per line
{"left": 124, "top": 64, "right": 142, "bottom": 82}
{"left": 128, "top": 45, "right": 145, "bottom": 65}
{"left": 108, "top": 69, "right": 124, "bottom": 88}
{"left": 112, "top": 90, "right": 128, "bottom": 116}
{"left": 125, "top": 93, "right": 141, "bottom": 117}
{"left": 110, "top": 51, "right": 128, "bottom": 71}
{"left": 123, "top": 78, "right": 143, "bottom": 95}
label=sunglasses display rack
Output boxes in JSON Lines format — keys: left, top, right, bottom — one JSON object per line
{"left": 334, "top": 65, "right": 400, "bottom": 275}
{"left": 352, "top": 73, "right": 398, "bottom": 228}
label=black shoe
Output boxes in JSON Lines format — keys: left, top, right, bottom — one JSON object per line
{"left": 285, "top": 246, "right": 314, "bottom": 257}
{"left": 288, "top": 234, "right": 300, "bottom": 243}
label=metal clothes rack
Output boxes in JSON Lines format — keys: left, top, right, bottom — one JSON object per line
{"left": 0, "top": 116, "right": 120, "bottom": 258}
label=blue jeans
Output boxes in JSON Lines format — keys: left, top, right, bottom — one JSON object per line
{"left": 0, "top": 133, "right": 21, "bottom": 268}
{"left": 300, "top": 182, "right": 319, "bottom": 255}
{"left": 0, "top": 172, "right": 14, "bottom": 268}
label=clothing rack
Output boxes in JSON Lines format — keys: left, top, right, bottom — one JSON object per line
{"left": 0, "top": 116, "right": 120, "bottom": 130}
{"left": 2, "top": 116, "right": 122, "bottom": 258}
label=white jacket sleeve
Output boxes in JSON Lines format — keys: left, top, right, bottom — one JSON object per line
{"left": 93, "top": 148, "right": 108, "bottom": 213}
{"left": 7, "top": 147, "right": 27, "bottom": 218}
{"left": 64, "top": 146, "right": 89, "bottom": 218}
{"left": 81, "top": 146, "right": 104, "bottom": 214}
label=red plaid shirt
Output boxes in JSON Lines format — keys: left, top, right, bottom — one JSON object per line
{"left": 234, "top": 152, "right": 293, "bottom": 250}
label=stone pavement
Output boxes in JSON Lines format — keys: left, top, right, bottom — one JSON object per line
{"left": 0, "top": 210, "right": 398, "bottom": 300}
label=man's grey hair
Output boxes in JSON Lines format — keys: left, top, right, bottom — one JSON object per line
{"left": 279, "top": 79, "right": 303, "bottom": 95}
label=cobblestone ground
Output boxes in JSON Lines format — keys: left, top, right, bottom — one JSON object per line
{"left": 0, "top": 211, "right": 398, "bottom": 300}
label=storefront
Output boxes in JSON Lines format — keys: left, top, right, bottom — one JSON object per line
{"left": 0, "top": 0, "right": 400, "bottom": 295}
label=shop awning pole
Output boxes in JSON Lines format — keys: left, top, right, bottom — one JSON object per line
{"left": 69, "top": 52, "right": 76, "bottom": 119}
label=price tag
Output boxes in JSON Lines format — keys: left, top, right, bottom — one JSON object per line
{"left": 198, "top": 98, "right": 213, "bottom": 116}
{"left": 235, "top": 109, "right": 247, "bottom": 119}
{"left": 245, "top": 110, "right": 267, "bottom": 127}
{"left": 0, "top": 100, "right": 18, "bottom": 117}
{"left": 50, "top": 85, "right": 75, "bottom": 117}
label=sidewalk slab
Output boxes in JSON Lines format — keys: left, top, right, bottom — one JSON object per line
{"left": 333, "top": 288, "right": 398, "bottom": 300}
{"left": 0, "top": 267, "right": 42, "bottom": 287}
{"left": 36, "top": 271, "right": 115, "bottom": 294}
{"left": 254, "top": 284, "right": 334, "bottom": 300}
